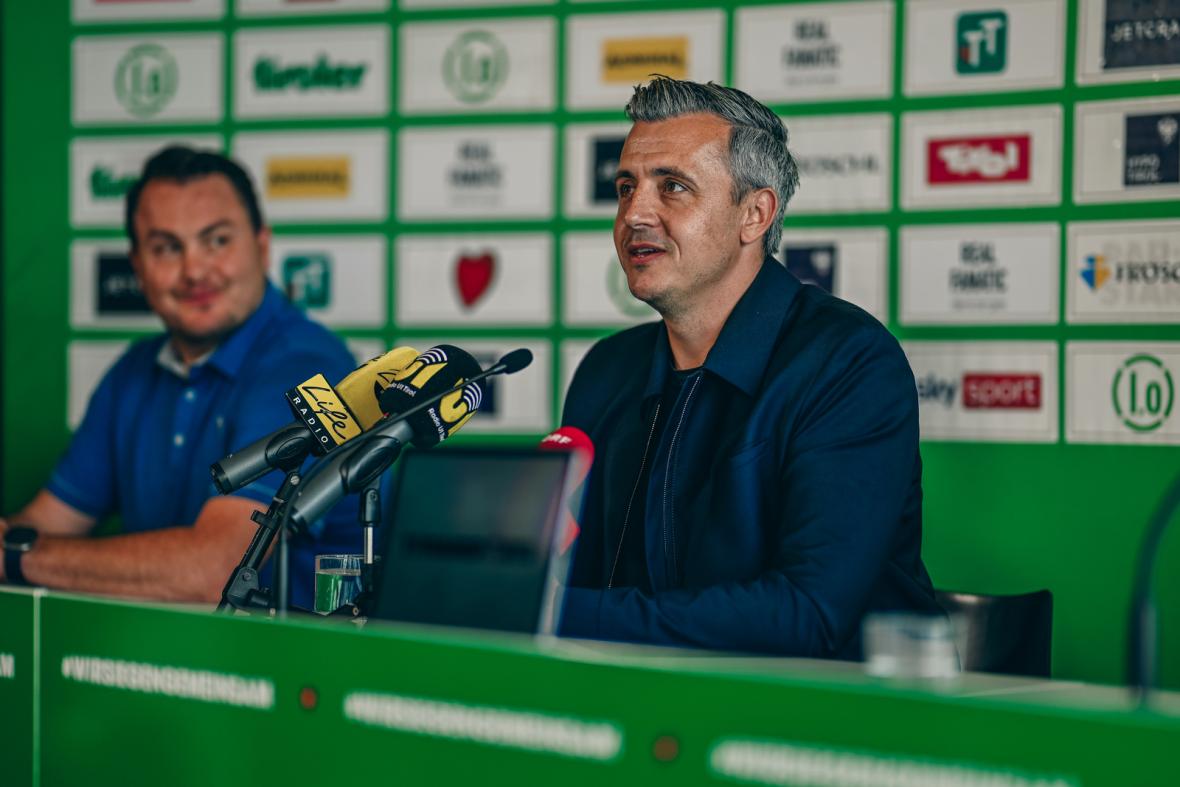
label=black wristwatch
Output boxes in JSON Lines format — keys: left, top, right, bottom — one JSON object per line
{"left": 3, "top": 526, "right": 38, "bottom": 586}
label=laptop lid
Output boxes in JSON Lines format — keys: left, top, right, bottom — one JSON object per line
{"left": 370, "top": 446, "right": 577, "bottom": 636}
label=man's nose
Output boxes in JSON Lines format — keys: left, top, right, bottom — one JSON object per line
{"left": 622, "top": 182, "right": 659, "bottom": 228}
{"left": 179, "top": 245, "right": 211, "bottom": 281}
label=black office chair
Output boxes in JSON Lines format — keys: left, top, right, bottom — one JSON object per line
{"left": 935, "top": 589, "right": 1053, "bottom": 678}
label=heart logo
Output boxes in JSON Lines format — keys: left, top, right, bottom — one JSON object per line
{"left": 455, "top": 252, "right": 496, "bottom": 309}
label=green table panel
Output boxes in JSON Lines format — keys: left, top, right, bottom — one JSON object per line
{"left": 22, "top": 591, "right": 1180, "bottom": 786}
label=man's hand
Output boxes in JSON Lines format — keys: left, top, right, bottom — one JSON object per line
{"left": 13, "top": 495, "right": 265, "bottom": 604}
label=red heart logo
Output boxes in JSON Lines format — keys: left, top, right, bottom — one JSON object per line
{"left": 455, "top": 252, "right": 496, "bottom": 309}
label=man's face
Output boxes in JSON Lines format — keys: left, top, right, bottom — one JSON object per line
{"left": 130, "top": 174, "right": 270, "bottom": 361}
{"left": 613, "top": 113, "right": 750, "bottom": 320}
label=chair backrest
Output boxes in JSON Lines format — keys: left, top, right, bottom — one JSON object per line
{"left": 935, "top": 589, "right": 1053, "bottom": 678}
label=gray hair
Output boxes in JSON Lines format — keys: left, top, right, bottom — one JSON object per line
{"left": 625, "top": 77, "right": 798, "bottom": 258}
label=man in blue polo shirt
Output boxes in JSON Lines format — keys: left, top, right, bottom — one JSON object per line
{"left": 0, "top": 146, "right": 358, "bottom": 609}
{"left": 559, "top": 78, "right": 940, "bottom": 657}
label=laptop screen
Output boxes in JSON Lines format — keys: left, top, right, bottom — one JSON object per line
{"left": 370, "top": 447, "right": 575, "bottom": 635}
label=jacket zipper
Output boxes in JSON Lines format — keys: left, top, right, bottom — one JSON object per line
{"left": 607, "top": 401, "right": 660, "bottom": 589}
{"left": 662, "top": 372, "right": 702, "bottom": 584}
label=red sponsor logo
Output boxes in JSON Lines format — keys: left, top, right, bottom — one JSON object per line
{"left": 455, "top": 251, "right": 496, "bottom": 308}
{"left": 927, "top": 135, "right": 1031, "bottom": 184}
{"left": 962, "top": 373, "right": 1042, "bottom": 409}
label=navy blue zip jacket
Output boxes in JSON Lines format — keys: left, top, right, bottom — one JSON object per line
{"left": 558, "top": 258, "right": 939, "bottom": 658}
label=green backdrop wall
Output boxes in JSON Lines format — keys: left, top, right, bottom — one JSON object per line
{"left": 3, "top": 0, "right": 1179, "bottom": 689}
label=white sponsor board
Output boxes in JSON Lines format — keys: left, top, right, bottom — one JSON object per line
{"left": 783, "top": 113, "right": 892, "bottom": 213}
{"left": 237, "top": 0, "right": 390, "bottom": 15}
{"left": 562, "top": 232, "right": 657, "bottom": 327}
{"left": 234, "top": 26, "right": 389, "bottom": 119}
{"left": 560, "top": 339, "right": 598, "bottom": 411}
{"left": 400, "top": 18, "right": 555, "bottom": 114}
{"left": 901, "top": 105, "right": 1062, "bottom": 209}
{"left": 233, "top": 129, "right": 389, "bottom": 222}
{"left": 395, "top": 234, "right": 552, "bottom": 327}
{"left": 70, "top": 134, "right": 222, "bottom": 227}
{"left": 904, "top": 0, "right": 1065, "bottom": 96}
{"left": 73, "top": 34, "right": 223, "bottom": 125}
{"left": 904, "top": 341, "right": 1059, "bottom": 443}
{"left": 1074, "top": 97, "right": 1180, "bottom": 204}
{"left": 402, "top": 0, "right": 553, "bottom": 7}
{"left": 70, "top": 240, "right": 161, "bottom": 331}
{"left": 735, "top": 1, "right": 894, "bottom": 103}
{"left": 1076, "top": 0, "right": 1180, "bottom": 85}
{"left": 347, "top": 339, "right": 388, "bottom": 367}
{"left": 1067, "top": 220, "right": 1180, "bottom": 324}
{"left": 68, "top": 341, "right": 130, "bottom": 429}
{"left": 564, "top": 123, "right": 631, "bottom": 219}
{"left": 73, "top": 0, "right": 224, "bottom": 22}
{"left": 267, "top": 235, "right": 387, "bottom": 329}
{"left": 899, "top": 223, "right": 1059, "bottom": 325}
{"left": 1066, "top": 342, "right": 1180, "bottom": 445}
{"left": 397, "top": 125, "right": 553, "bottom": 220}
{"left": 393, "top": 339, "right": 553, "bottom": 433}
{"left": 565, "top": 11, "right": 724, "bottom": 110}
{"left": 779, "top": 228, "right": 889, "bottom": 322}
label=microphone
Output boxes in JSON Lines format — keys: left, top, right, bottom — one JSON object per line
{"left": 288, "top": 345, "right": 532, "bottom": 533}
{"left": 210, "top": 346, "right": 420, "bottom": 494}
{"left": 539, "top": 426, "right": 594, "bottom": 555}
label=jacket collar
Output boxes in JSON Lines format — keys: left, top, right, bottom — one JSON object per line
{"left": 644, "top": 258, "right": 801, "bottom": 400}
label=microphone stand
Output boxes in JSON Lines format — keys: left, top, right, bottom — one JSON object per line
{"left": 215, "top": 467, "right": 302, "bottom": 614}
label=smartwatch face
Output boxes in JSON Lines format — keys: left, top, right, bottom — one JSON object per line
{"left": 5, "top": 527, "right": 37, "bottom": 549}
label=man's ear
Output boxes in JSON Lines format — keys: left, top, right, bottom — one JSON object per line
{"left": 253, "top": 225, "right": 273, "bottom": 273}
{"left": 739, "top": 187, "right": 779, "bottom": 247}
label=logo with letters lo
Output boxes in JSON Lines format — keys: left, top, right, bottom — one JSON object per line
{"left": 1112, "top": 353, "right": 1175, "bottom": 432}
{"left": 443, "top": 31, "right": 508, "bottom": 104}
{"left": 115, "top": 43, "right": 178, "bottom": 118}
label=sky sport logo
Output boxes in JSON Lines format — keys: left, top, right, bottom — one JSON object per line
{"left": 927, "top": 135, "right": 1031, "bottom": 184}
{"left": 443, "top": 31, "right": 508, "bottom": 104}
{"left": 956, "top": 10, "right": 1007, "bottom": 75}
{"left": 962, "top": 374, "right": 1041, "bottom": 409}
{"left": 1112, "top": 354, "right": 1175, "bottom": 432}
{"left": 115, "top": 43, "right": 178, "bottom": 118}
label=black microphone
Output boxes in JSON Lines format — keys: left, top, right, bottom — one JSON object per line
{"left": 210, "top": 346, "right": 419, "bottom": 493}
{"left": 287, "top": 345, "right": 532, "bottom": 533}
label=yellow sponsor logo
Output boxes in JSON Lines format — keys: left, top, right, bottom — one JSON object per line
{"left": 601, "top": 37, "right": 688, "bottom": 83}
{"left": 439, "top": 383, "right": 477, "bottom": 434}
{"left": 293, "top": 373, "right": 362, "bottom": 448}
{"left": 265, "top": 156, "right": 350, "bottom": 199}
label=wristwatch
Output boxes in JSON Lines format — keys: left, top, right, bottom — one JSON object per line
{"left": 3, "top": 526, "right": 38, "bottom": 586}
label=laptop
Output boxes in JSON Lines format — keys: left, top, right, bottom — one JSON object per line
{"left": 369, "top": 446, "right": 579, "bottom": 636}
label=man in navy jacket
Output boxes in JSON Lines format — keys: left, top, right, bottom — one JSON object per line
{"left": 559, "top": 78, "right": 939, "bottom": 658}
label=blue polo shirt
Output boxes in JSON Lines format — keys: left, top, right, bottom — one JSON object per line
{"left": 48, "top": 284, "right": 360, "bottom": 609}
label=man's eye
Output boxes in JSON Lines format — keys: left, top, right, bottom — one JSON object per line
{"left": 616, "top": 182, "right": 634, "bottom": 198}
{"left": 209, "top": 233, "right": 231, "bottom": 249}
{"left": 151, "top": 242, "right": 181, "bottom": 257}
{"left": 663, "top": 180, "right": 686, "bottom": 193}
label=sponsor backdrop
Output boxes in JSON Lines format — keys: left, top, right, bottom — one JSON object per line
{"left": 2, "top": 1, "right": 1179, "bottom": 689}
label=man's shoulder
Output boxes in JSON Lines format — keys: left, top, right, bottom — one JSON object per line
{"left": 252, "top": 299, "right": 354, "bottom": 377}
{"left": 580, "top": 321, "right": 662, "bottom": 374}
{"left": 788, "top": 283, "right": 900, "bottom": 358}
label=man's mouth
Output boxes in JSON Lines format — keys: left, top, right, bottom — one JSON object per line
{"left": 179, "top": 288, "right": 220, "bottom": 308}
{"left": 627, "top": 243, "right": 666, "bottom": 262}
